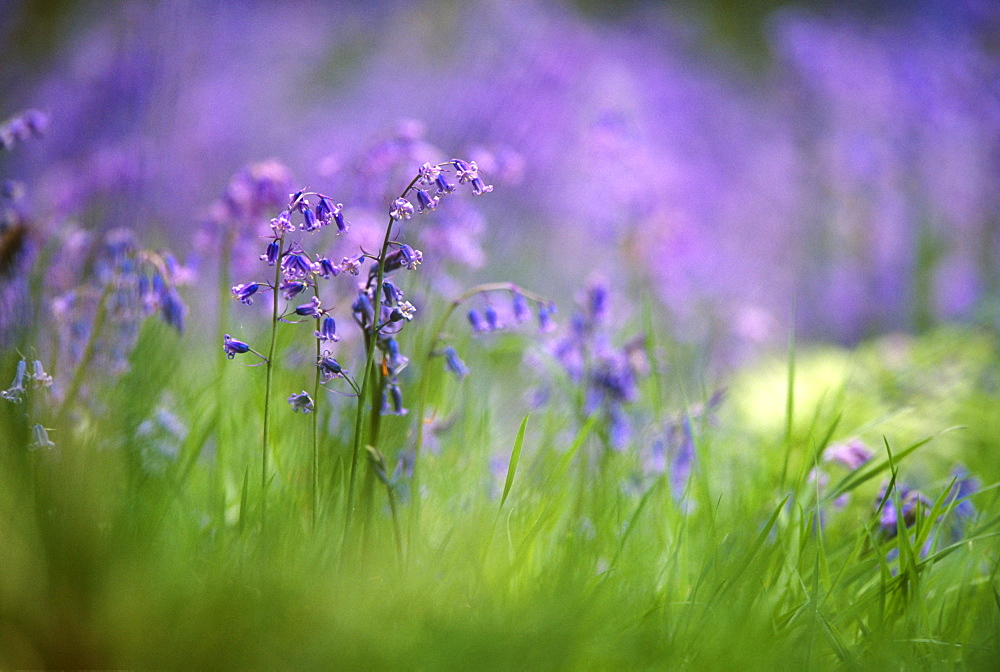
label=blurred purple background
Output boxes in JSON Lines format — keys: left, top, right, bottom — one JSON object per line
{"left": 2, "top": 0, "right": 997, "bottom": 359}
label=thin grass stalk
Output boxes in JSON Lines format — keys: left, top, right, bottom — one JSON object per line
{"left": 55, "top": 280, "right": 113, "bottom": 427}
{"left": 217, "top": 228, "right": 235, "bottom": 522}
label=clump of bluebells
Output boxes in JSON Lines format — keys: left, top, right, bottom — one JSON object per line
{"left": 543, "top": 279, "right": 648, "bottom": 451}
{"left": 225, "top": 158, "right": 499, "bottom": 531}
{"left": 0, "top": 109, "right": 49, "bottom": 151}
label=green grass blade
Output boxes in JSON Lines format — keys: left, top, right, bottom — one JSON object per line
{"left": 499, "top": 414, "right": 529, "bottom": 512}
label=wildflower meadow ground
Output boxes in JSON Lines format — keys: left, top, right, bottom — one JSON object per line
{"left": 1, "top": 1, "right": 999, "bottom": 669}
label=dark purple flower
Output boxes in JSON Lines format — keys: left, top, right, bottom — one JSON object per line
{"left": 339, "top": 253, "right": 364, "bottom": 276}
{"left": 382, "top": 383, "right": 408, "bottom": 416}
{"left": 280, "top": 280, "right": 309, "bottom": 300}
{"left": 470, "top": 176, "right": 493, "bottom": 196}
{"left": 415, "top": 188, "right": 438, "bottom": 212}
{"left": 159, "top": 286, "right": 186, "bottom": 332}
{"left": 288, "top": 390, "right": 315, "bottom": 413}
{"left": 331, "top": 202, "right": 348, "bottom": 234}
{"left": 434, "top": 172, "right": 456, "bottom": 196}
{"left": 512, "top": 293, "right": 531, "bottom": 323}
{"left": 382, "top": 338, "right": 409, "bottom": 375}
{"left": 294, "top": 295, "right": 322, "bottom": 317}
{"left": 223, "top": 333, "right": 251, "bottom": 359}
{"left": 352, "top": 291, "right": 375, "bottom": 327}
{"left": 383, "top": 244, "right": 421, "bottom": 272}
{"left": 315, "top": 256, "right": 338, "bottom": 279}
{"left": 232, "top": 281, "right": 259, "bottom": 305}
{"left": 315, "top": 315, "right": 339, "bottom": 342}
{"left": 260, "top": 240, "right": 280, "bottom": 266}
{"left": 876, "top": 483, "right": 930, "bottom": 539}
{"left": 281, "top": 245, "right": 313, "bottom": 279}
{"left": 300, "top": 204, "right": 319, "bottom": 232}
{"left": 382, "top": 281, "right": 403, "bottom": 306}
{"left": 537, "top": 303, "right": 556, "bottom": 333}
{"left": 317, "top": 352, "right": 345, "bottom": 382}
{"left": 484, "top": 305, "right": 502, "bottom": 331}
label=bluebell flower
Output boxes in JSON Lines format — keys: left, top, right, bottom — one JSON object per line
{"left": 269, "top": 210, "right": 294, "bottom": 235}
{"left": 260, "top": 239, "right": 280, "bottom": 266}
{"left": 223, "top": 333, "right": 251, "bottom": 359}
{"left": 875, "top": 483, "right": 931, "bottom": 539}
{"left": 824, "top": 439, "right": 873, "bottom": 471}
{"left": 331, "top": 202, "right": 348, "bottom": 234}
{"left": 417, "top": 162, "right": 440, "bottom": 185}
{"left": 415, "top": 189, "right": 438, "bottom": 212}
{"left": 30, "top": 360, "right": 53, "bottom": 388}
{"left": 388, "top": 301, "right": 416, "bottom": 323}
{"left": 452, "top": 159, "right": 477, "bottom": 183}
{"left": 159, "top": 286, "right": 186, "bottom": 333}
{"left": 537, "top": 303, "right": 556, "bottom": 333}
{"left": 434, "top": 172, "right": 456, "bottom": 196}
{"left": 384, "top": 244, "right": 422, "bottom": 272}
{"left": 382, "top": 281, "right": 403, "bottom": 306}
{"left": 382, "top": 382, "right": 408, "bottom": 416}
{"left": 317, "top": 352, "right": 345, "bottom": 382}
{"left": 232, "top": 282, "right": 259, "bottom": 305}
{"left": 314, "top": 256, "right": 338, "bottom": 279}
{"left": 339, "top": 253, "right": 364, "bottom": 276}
{"left": 293, "top": 295, "right": 322, "bottom": 318}
{"left": 281, "top": 245, "right": 313, "bottom": 280}
{"left": 352, "top": 291, "right": 375, "bottom": 327}
{"left": 29, "top": 424, "right": 55, "bottom": 450}
{"left": 512, "top": 293, "right": 531, "bottom": 323}
{"left": 390, "top": 198, "right": 414, "bottom": 221}
{"left": 315, "top": 196, "right": 335, "bottom": 226}
{"left": 468, "top": 308, "right": 487, "bottom": 333}
{"left": 484, "top": 305, "right": 502, "bottom": 331}
{"left": 287, "top": 390, "right": 315, "bottom": 413}
{"left": 443, "top": 346, "right": 469, "bottom": 379}
{"left": 280, "top": 280, "right": 309, "bottom": 300}
{"left": 1, "top": 359, "right": 28, "bottom": 403}
{"left": 315, "top": 315, "right": 339, "bottom": 342}
{"left": 300, "top": 204, "right": 319, "bottom": 232}
{"left": 470, "top": 176, "right": 493, "bottom": 196}
{"left": 382, "top": 338, "right": 409, "bottom": 375}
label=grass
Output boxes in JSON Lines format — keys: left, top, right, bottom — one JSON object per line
{"left": 2, "top": 306, "right": 1000, "bottom": 669}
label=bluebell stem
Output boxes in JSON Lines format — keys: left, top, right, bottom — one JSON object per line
{"left": 288, "top": 391, "right": 315, "bottom": 413}
{"left": 315, "top": 315, "right": 339, "bottom": 342}
{"left": 232, "top": 282, "right": 260, "bottom": 305}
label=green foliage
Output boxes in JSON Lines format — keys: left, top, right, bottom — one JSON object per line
{"left": 1, "top": 322, "right": 999, "bottom": 669}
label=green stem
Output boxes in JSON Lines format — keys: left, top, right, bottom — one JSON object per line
{"left": 312, "top": 311, "right": 321, "bottom": 531}
{"left": 217, "top": 228, "right": 235, "bottom": 522}
{"left": 55, "top": 281, "right": 114, "bottom": 427}
{"left": 261, "top": 237, "right": 285, "bottom": 531}
{"left": 346, "top": 174, "right": 421, "bottom": 534}
{"left": 409, "top": 282, "right": 548, "bottom": 549}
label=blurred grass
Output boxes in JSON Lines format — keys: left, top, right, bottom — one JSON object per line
{"left": 2, "top": 317, "right": 1000, "bottom": 669}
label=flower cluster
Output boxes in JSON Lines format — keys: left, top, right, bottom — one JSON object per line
{"left": 1, "top": 357, "right": 53, "bottom": 403}
{"left": 546, "top": 279, "right": 647, "bottom": 450}
{"left": 0, "top": 109, "right": 49, "bottom": 152}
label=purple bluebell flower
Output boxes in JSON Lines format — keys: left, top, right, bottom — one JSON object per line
{"left": 417, "top": 162, "right": 440, "bottom": 185}
{"left": 390, "top": 198, "right": 414, "bottom": 221}
{"left": 434, "top": 172, "right": 456, "bottom": 196}
{"left": 223, "top": 333, "right": 251, "bottom": 359}
{"left": 159, "top": 286, "right": 186, "bottom": 332}
{"left": 382, "top": 338, "right": 409, "bottom": 375}
{"left": 315, "top": 315, "right": 339, "bottom": 342}
{"left": 314, "top": 256, "right": 338, "bottom": 279}
{"left": 389, "top": 301, "right": 416, "bottom": 323}
{"left": 382, "top": 383, "right": 408, "bottom": 416}
{"left": 443, "top": 346, "right": 469, "bottom": 379}
{"left": 876, "top": 483, "right": 931, "bottom": 539}
{"left": 287, "top": 390, "right": 315, "bottom": 413}
{"left": 824, "top": 439, "right": 873, "bottom": 471}
{"left": 415, "top": 189, "right": 438, "bottom": 212}
{"left": 339, "top": 254, "right": 364, "bottom": 276}
{"left": 1, "top": 359, "right": 28, "bottom": 403}
{"left": 300, "top": 204, "right": 319, "bottom": 232}
{"left": 484, "top": 305, "right": 502, "bottom": 331}
{"left": 537, "top": 303, "right": 556, "bottom": 333}
{"left": 294, "top": 295, "right": 322, "bottom": 318}
{"left": 269, "top": 210, "right": 294, "bottom": 235}
{"left": 352, "top": 291, "right": 375, "bottom": 327}
{"left": 29, "top": 424, "right": 55, "bottom": 450}
{"left": 384, "top": 244, "right": 422, "bottom": 272}
{"left": 260, "top": 239, "right": 280, "bottom": 266}
{"left": 512, "top": 293, "right": 531, "bottom": 323}
{"left": 279, "top": 280, "right": 309, "bottom": 300}
{"left": 317, "top": 352, "right": 345, "bottom": 382}
{"left": 281, "top": 245, "right": 313, "bottom": 280}
{"left": 468, "top": 308, "right": 487, "bottom": 333}
{"left": 452, "top": 159, "right": 477, "bottom": 183}
{"left": 331, "top": 202, "right": 348, "bottom": 234}
{"left": 470, "top": 176, "right": 493, "bottom": 196}
{"left": 315, "top": 196, "right": 335, "bottom": 226}
{"left": 382, "top": 281, "right": 403, "bottom": 306}
{"left": 30, "top": 360, "right": 53, "bottom": 388}
{"left": 232, "top": 282, "right": 259, "bottom": 305}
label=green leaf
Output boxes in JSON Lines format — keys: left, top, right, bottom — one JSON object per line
{"left": 499, "top": 414, "right": 529, "bottom": 512}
